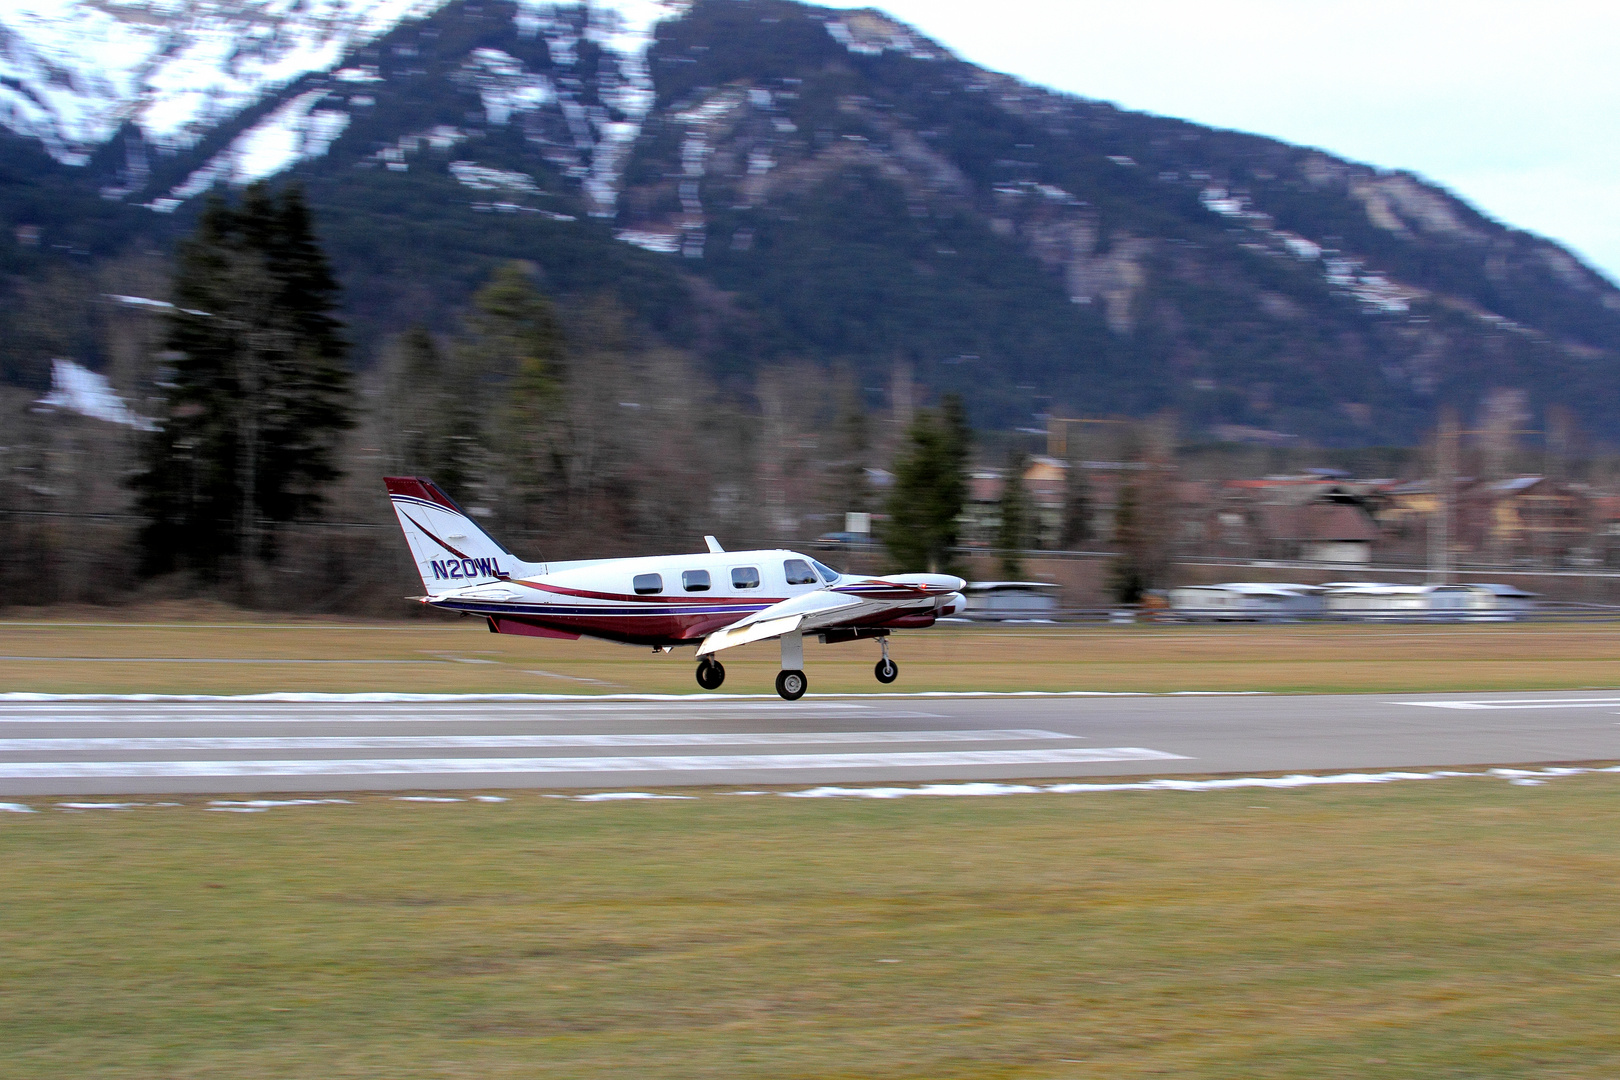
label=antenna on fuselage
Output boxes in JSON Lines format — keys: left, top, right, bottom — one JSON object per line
{"left": 704, "top": 536, "right": 725, "bottom": 553}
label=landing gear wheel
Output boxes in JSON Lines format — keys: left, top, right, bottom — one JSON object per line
{"left": 775, "top": 669, "right": 807, "bottom": 701}
{"left": 695, "top": 659, "right": 726, "bottom": 690}
{"left": 874, "top": 658, "right": 899, "bottom": 684}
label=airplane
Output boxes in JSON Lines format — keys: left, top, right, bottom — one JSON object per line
{"left": 385, "top": 476, "right": 966, "bottom": 699}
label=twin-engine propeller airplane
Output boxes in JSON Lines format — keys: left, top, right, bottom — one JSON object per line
{"left": 386, "top": 477, "right": 965, "bottom": 699}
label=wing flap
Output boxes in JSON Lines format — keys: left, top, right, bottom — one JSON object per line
{"left": 697, "top": 590, "right": 866, "bottom": 655}
{"left": 697, "top": 614, "right": 805, "bottom": 655}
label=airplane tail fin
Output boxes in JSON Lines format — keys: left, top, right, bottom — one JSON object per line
{"left": 384, "top": 477, "right": 520, "bottom": 595}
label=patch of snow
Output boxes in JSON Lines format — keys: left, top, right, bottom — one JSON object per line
{"left": 0, "top": 0, "right": 442, "bottom": 164}
{"left": 449, "top": 160, "right": 540, "bottom": 193}
{"left": 393, "top": 795, "right": 463, "bottom": 801}
{"left": 776, "top": 765, "right": 1620, "bottom": 799}
{"left": 569, "top": 792, "right": 698, "bottom": 801}
{"left": 105, "top": 293, "right": 168, "bottom": 310}
{"left": 206, "top": 798, "right": 352, "bottom": 812}
{"left": 1, "top": 802, "right": 38, "bottom": 813}
{"left": 472, "top": 795, "right": 508, "bottom": 802}
{"left": 159, "top": 88, "right": 350, "bottom": 204}
{"left": 35, "top": 358, "right": 156, "bottom": 430}
{"left": 1280, "top": 233, "right": 1322, "bottom": 260}
{"left": 334, "top": 66, "right": 383, "bottom": 84}
{"left": 457, "top": 47, "right": 554, "bottom": 126}
{"left": 1200, "top": 186, "right": 1246, "bottom": 217}
{"left": 614, "top": 228, "right": 681, "bottom": 253}
{"left": 514, "top": 0, "right": 690, "bottom": 217}
{"left": 825, "top": 12, "right": 946, "bottom": 60}
{"left": 55, "top": 801, "right": 179, "bottom": 809}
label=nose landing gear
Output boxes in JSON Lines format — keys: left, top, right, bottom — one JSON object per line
{"left": 874, "top": 636, "right": 898, "bottom": 684}
{"left": 695, "top": 657, "right": 725, "bottom": 690}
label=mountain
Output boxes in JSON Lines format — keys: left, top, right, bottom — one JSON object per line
{"left": 4, "top": 0, "right": 1620, "bottom": 445}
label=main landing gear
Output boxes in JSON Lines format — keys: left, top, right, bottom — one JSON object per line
{"left": 695, "top": 657, "right": 725, "bottom": 690}
{"left": 766, "top": 631, "right": 900, "bottom": 700}
{"left": 874, "top": 636, "right": 899, "bottom": 684}
{"left": 774, "top": 631, "right": 808, "bottom": 700}
{"left": 775, "top": 669, "right": 807, "bottom": 700}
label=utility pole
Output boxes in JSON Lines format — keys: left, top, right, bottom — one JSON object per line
{"left": 1429, "top": 407, "right": 1458, "bottom": 583}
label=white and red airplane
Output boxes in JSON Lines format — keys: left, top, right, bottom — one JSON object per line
{"left": 386, "top": 477, "right": 965, "bottom": 699}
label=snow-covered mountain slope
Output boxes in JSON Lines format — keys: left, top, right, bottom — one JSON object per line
{"left": 0, "top": 0, "right": 685, "bottom": 173}
{"left": 6, "top": 0, "right": 1620, "bottom": 444}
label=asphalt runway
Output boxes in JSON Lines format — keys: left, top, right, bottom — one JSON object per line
{"left": 2, "top": 690, "right": 1618, "bottom": 796}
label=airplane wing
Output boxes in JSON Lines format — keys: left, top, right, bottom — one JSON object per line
{"left": 696, "top": 590, "right": 866, "bottom": 656}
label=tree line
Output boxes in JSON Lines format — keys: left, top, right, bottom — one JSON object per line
{"left": 2, "top": 182, "right": 1177, "bottom": 609}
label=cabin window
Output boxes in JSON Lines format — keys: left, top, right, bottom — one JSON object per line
{"left": 810, "top": 559, "right": 841, "bottom": 583}
{"left": 682, "top": 569, "right": 711, "bottom": 592}
{"left": 784, "top": 559, "right": 817, "bottom": 585}
{"left": 731, "top": 566, "right": 761, "bottom": 589}
{"left": 632, "top": 573, "right": 663, "bottom": 595}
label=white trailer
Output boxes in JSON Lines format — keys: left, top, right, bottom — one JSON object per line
{"left": 1322, "top": 583, "right": 1474, "bottom": 622}
{"left": 1169, "top": 583, "right": 1324, "bottom": 622}
{"left": 963, "top": 581, "right": 1062, "bottom": 621}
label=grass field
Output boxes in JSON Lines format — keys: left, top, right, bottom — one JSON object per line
{"left": 6, "top": 611, "right": 1620, "bottom": 695}
{"left": 3, "top": 773, "right": 1618, "bottom": 1078}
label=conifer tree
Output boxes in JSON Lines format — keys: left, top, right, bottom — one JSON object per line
{"left": 385, "top": 325, "right": 475, "bottom": 495}
{"left": 996, "top": 451, "right": 1030, "bottom": 578}
{"left": 134, "top": 183, "right": 352, "bottom": 577}
{"left": 459, "top": 262, "right": 565, "bottom": 533}
{"left": 882, "top": 393, "right": 971, "bottom": 573}
{"left": 1060, "top": 462, "right": 1093, "bottom": 549}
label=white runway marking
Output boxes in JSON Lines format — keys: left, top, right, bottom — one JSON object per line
{"left": 1, "top": 691, "right": 1156, "bottom": 703}
{"left": 0, "top": 729, "right": 1073, "bottom": 753}
{"left": 0, "top": 747, "right": 1185, "bottom": 779}
{"left": 0, "top": 703, "right": 948, "bottom": 724}
{"left": 1399, "top": 697, "right": 1620, "bottom": 710}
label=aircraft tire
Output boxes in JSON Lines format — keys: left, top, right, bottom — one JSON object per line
{"left": 775, "top": 669, "right": 807, "bottom": 701}
{"left": 874, "top": 658, "right": 899, "bottom": 684}
{"left": 695, "top": 659, "right": 725, "bottom": 690}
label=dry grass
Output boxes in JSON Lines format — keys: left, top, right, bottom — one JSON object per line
{"left": 5, "top": 615, "right": 1620, "bottom": 695}
{"left": 2, "top": 774, "right": 1618, "bottom": 1078}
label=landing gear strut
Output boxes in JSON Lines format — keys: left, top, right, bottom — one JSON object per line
{"left": 874, "top": 636, "right": 898, "bottom": 684}
{"left": 695, "top": 657, "right": 725, "bottom": 690}
{"left": 775, "top": 631, "right": 807, "bottom": 700}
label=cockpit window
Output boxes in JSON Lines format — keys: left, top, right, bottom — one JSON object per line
{"left": 810, "top": 559, "right": 841, "bottom": 583}
{"left": 682, "top": 569, "right": 711, "bottom": 592}
{"left": 784, "top": 559, "right": 818, "bottom": 585}
{"left": 731, "top": 566, "right": 761, "bottom": 589}
{"left": 632, "top": 573, "right": 663, "bottom": 595}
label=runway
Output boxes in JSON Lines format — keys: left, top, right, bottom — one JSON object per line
{"left": 2, "top": 691, "right": 1618, "bottom": 795}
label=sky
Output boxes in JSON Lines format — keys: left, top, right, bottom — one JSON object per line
{"left": 819, "top": 0, "right": 1620, "bottom": 285}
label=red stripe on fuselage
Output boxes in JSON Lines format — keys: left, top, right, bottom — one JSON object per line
{"left": 501, "top": 609, "right": 748, "bottom": 645}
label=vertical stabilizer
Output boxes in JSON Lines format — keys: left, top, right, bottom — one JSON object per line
{"left": 384, "top": 477, "right": 529, "bottom": 595}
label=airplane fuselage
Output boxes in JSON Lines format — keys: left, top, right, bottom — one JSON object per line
{"left": 425, "top": 549, "right": 956, "bottom": 648}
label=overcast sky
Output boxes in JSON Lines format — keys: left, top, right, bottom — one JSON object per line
{"left": 818, "top": 0, "right": 1620, "bottom": 285}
